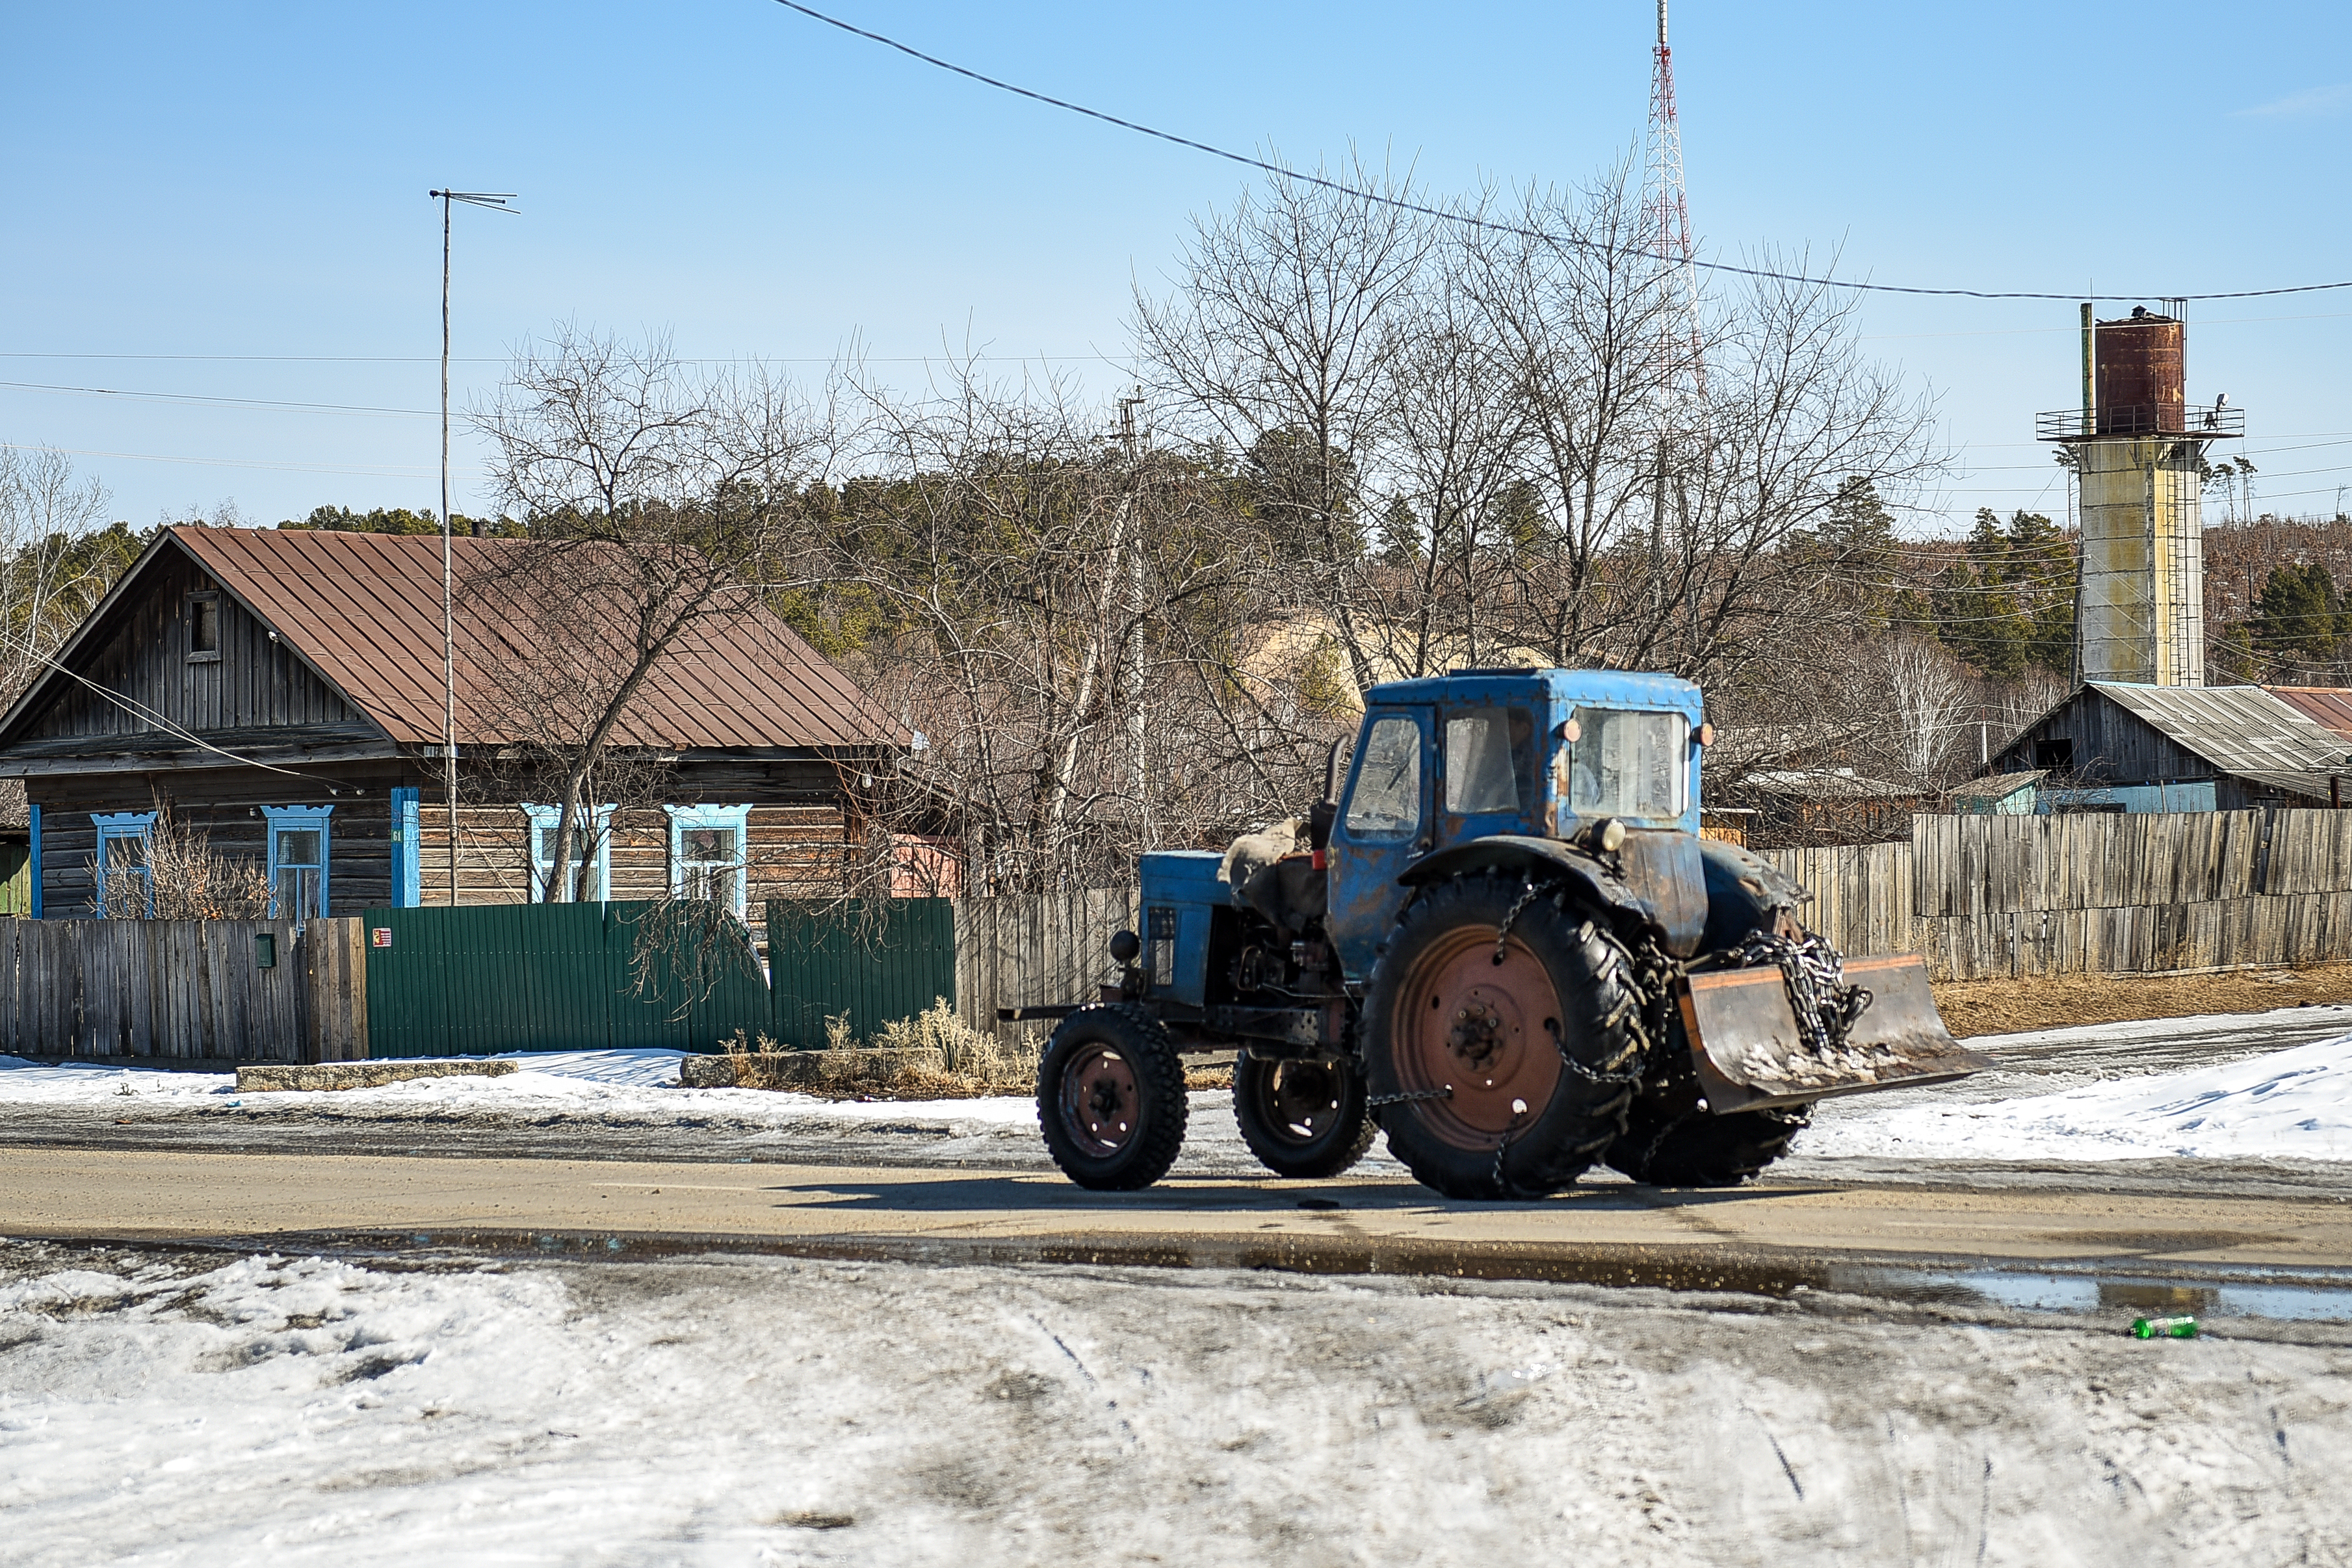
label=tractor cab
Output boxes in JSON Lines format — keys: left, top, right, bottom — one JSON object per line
{"left": 1324, "top": 669, "right": 1708, "bottom": 980}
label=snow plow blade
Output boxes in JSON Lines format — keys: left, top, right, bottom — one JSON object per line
{"left": 1677, "top": 954, "right": 1990, "bottom": 1114}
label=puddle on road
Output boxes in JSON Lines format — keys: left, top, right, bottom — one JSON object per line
{"left": 1830, "top": 1264, "right": 2352, "bottom": 1323}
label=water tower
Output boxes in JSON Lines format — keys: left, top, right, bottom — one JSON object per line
{"left": 2038, "top": 306, "right": 2241, "bottom": 686}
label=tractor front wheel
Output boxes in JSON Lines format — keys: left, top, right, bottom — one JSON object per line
{"left": 1606, "top": 1100, "right": 1812, "bottom": 1188}
{"left": 1038, "top": 1004, "right": 1188, "bottom": 1191}
{"left": 1233, "top": 1052, "right": 1375, "bottom": 1179}
{"left": 1362, "top": 874, "right": 1644, "bottom": 1200}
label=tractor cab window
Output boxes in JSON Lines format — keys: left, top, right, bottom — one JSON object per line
{"left": 1444, "top": 707, "right": 1535, "bottom": 815}
{"left": 1567, "top": 708, "right": 1688, "bottom": 821}
{"left": 1343, "top": 714, "right": 1424, "bottom": 839}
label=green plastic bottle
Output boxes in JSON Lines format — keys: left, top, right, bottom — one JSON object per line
{"left": 2132, "top": 1314, "right": 2199, "bottom": 1340}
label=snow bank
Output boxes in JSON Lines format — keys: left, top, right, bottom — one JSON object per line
{"left": 4, "top": 1242, "right": 2347, "bottom": 1567}
{"left": 0, "top": 1047, "right": 1039, "bottom": 1134}
{"left": 1806, "top": 1030, "right": 2352, "bottom": 1163}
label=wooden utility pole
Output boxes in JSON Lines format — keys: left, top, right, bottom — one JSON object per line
{"left": 426, "top": 189, "right": 513, "bottom": 906}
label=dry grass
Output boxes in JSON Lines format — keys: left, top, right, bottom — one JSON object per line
{"left": 719, "top": 999, "right": 1041, "bottom": 1100}
{"left": 1931, "top": 961, "right": 2352, "bottom": 1039}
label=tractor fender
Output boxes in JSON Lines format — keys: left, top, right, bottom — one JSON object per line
{"left": 1397, "top": 835, "right": 1651, "bottom": 927}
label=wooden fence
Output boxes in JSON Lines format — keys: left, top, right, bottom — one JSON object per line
{"left": 20, "top": 810, "right": 2352, "bottom": 1061}
{"left": 1761, "top": 809, "right": 2352, "bottom": 981}
{"left": 956, "top": 889, "right": 1137, "bottom": 1043}
{"left": 0, "top": 917, "right": 366, "bottom": 1063}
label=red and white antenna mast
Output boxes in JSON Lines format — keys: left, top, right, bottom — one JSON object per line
{"left": 1643, "top": 0, "right": 1704, "bottom": 403}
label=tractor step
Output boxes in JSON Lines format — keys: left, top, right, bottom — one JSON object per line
{"left": 1677, "top": 954, "right": 1989, "bottom": 1114}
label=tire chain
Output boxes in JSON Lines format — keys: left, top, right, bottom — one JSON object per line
{"left": 1491, "top": 879, "right": 1542, "bottom": 962}
{"left": 1552, "top": 911, "right": 1649, "bottom": 1085}
{"left": 1368, "top": 1086, "right": 1455, "bottom": 1108}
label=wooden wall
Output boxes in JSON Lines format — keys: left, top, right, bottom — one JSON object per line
{"left": 413, "top": 802, "right": 851, "bottom": 907}
{"left": 28, "top": 765, "right": 402, "bottom": 919}
{"left": 26, "top": 550, "right": 365, "bottom": 740}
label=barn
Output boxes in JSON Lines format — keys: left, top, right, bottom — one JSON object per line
{"left": 0, "top": 525, "right": 909, "bottom": 921}
{"left": 1990, "top": 681, "right": 2346, "bottom": 813}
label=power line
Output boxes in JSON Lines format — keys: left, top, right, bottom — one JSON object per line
{"left": 768, "top": 0, "right": 2352, "bottom": 306}
{"left": 0, "top": 350, "right": 1125, "bottom": 366}
{"left": 0, "top": 440, "right": 454, "bottom": 479}
{"left": 0, "top": 621, "right": 344, "bottom": 785}
{"left": 0, "top": 378, "right": 435, "bottom": 419}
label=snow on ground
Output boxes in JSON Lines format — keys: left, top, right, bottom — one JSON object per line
{"left": 10, "top": 1008, "right": 2352, "bottom": 1169}
{"left": 1806, "top": 1031, "right": 2352, "bottom": 1164}
{"left": 2, "top": 1239, "right": 2347, "bottom": 1567}
{"left": 0, "top": 1047, "right": 1038, "bottom": 1132}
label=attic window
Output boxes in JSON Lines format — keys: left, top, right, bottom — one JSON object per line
{"left": 187, "top": 594, "right": 221, "bottom": 662}
{"left": 2032, "top": 738, "right": 2074, "bottom": 772}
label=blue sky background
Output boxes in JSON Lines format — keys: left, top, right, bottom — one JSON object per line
{"left": 4, "top": 1, "right": 2347, "bottom": 534}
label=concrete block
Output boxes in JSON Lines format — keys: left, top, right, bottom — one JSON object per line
{"left": 237, "top": 1060, "right": 519, "bottom": 1093}
{"left": 679, "top": 1050, "right": 941, "bottom": 1091}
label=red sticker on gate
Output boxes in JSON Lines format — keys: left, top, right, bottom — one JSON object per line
{"left": 371, "top": 928, "right": 393, "bottom": 948}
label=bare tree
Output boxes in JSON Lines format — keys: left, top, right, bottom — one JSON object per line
{"left": 1134, "top": 157, "right": 1436, "bottom": 693}
{"left": 471, "top": 328, "right": 837, "bottom": 901}
{"left": 88, "top": 798, "right": 271, "bottom": 919}
{"left": 0, "top": 447, "right": 126, "bottom": 705}
{"left": 1878, "top": 637, "right": 1971, "bottom": 787}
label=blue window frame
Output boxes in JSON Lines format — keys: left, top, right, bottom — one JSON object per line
{"left": 665, "top": 804, "right": 752, "bottom": 919}
{"left": 28, "top": 804, "right": 41, "bottom": 919}
{"left": 390, "top": 787, "right": 421, "bottom": 908}
{"left": 523, "top": 804, "right": 615, "bottom": 902}
{"left": 261, "top": 805, "right": 334, "bottom": 922}
{"left": 91, "top": 811, "right": 157, "bottom": 917}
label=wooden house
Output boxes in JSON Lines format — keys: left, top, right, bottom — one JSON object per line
{"left": 1990, "top": 682, "right": 2341, "bottom": 813}
{"left": 0, "top": 525, "right": 909, "bottom": 921}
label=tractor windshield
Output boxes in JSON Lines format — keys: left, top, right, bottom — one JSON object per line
{"left": 1567, "top": 708, "right": 1688, "bottom": 821}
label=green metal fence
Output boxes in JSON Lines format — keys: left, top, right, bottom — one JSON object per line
{"left": 766, "top": 898, "right": 957, "bottom": 1048}
{"left": 363, "top": 902, "right": 771, "bottom": 1058}
{"left": 362, "top": 897, "right": 958, "bottom": 1058}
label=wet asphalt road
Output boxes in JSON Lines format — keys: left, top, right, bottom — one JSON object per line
{"left": 3, "top": 1004, "right": 2347, "bottom": 1202}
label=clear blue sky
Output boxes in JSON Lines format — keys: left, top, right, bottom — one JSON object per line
{"left": 5, "top": 1, "right": 2348, "bottom": 535}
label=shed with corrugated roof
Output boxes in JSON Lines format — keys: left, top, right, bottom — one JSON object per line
{"left": 1990, "top": 681, "right": 2348, "bottom": 813}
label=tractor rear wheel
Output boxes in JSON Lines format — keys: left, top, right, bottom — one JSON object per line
{"left": 1362, "top": 874, "right": 1643, "bottom": 1200}
{"left": 1038, "top": 1004, "right": 1188, "bottom": 1191}
{"left": 1233, "top": 1053, "right": 1375, "bottom": 1179}
{"left": 1605, "top": 1100, "right": 1812, "bottom": 1188}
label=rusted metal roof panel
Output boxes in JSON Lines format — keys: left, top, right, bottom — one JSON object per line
{"left": 2266, "top": 686, "right": 2352, "bottom": 745}
{"left": 2091, "top": 682, "right": 2343, "bottom": 783}
{"left": 169, "top": 527, "right": 906, "bottom": 753}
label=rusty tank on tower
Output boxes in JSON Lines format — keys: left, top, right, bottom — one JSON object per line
{"left": 2039, "top": 305, "right": 2241, "bottom": 686}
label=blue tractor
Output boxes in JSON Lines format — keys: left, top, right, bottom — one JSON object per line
{"left": 1017, "top": 668, "right": 1986, "bottom": 1199}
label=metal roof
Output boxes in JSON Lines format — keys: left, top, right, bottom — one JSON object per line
{"left": 1742, "top": 768, "right": 1925, "bottom": 802}
{"left": 2089, "top": 682, "right": 2345, "bottom": 790}
{"left": 2265, "top": 686, "right": 2352, "bottom": 744}
{"left": 1944, "top": 769, "right": 2045, "bottom": 804}
{"left": 33, "top": 527, "right": 906, "bottom": 755}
